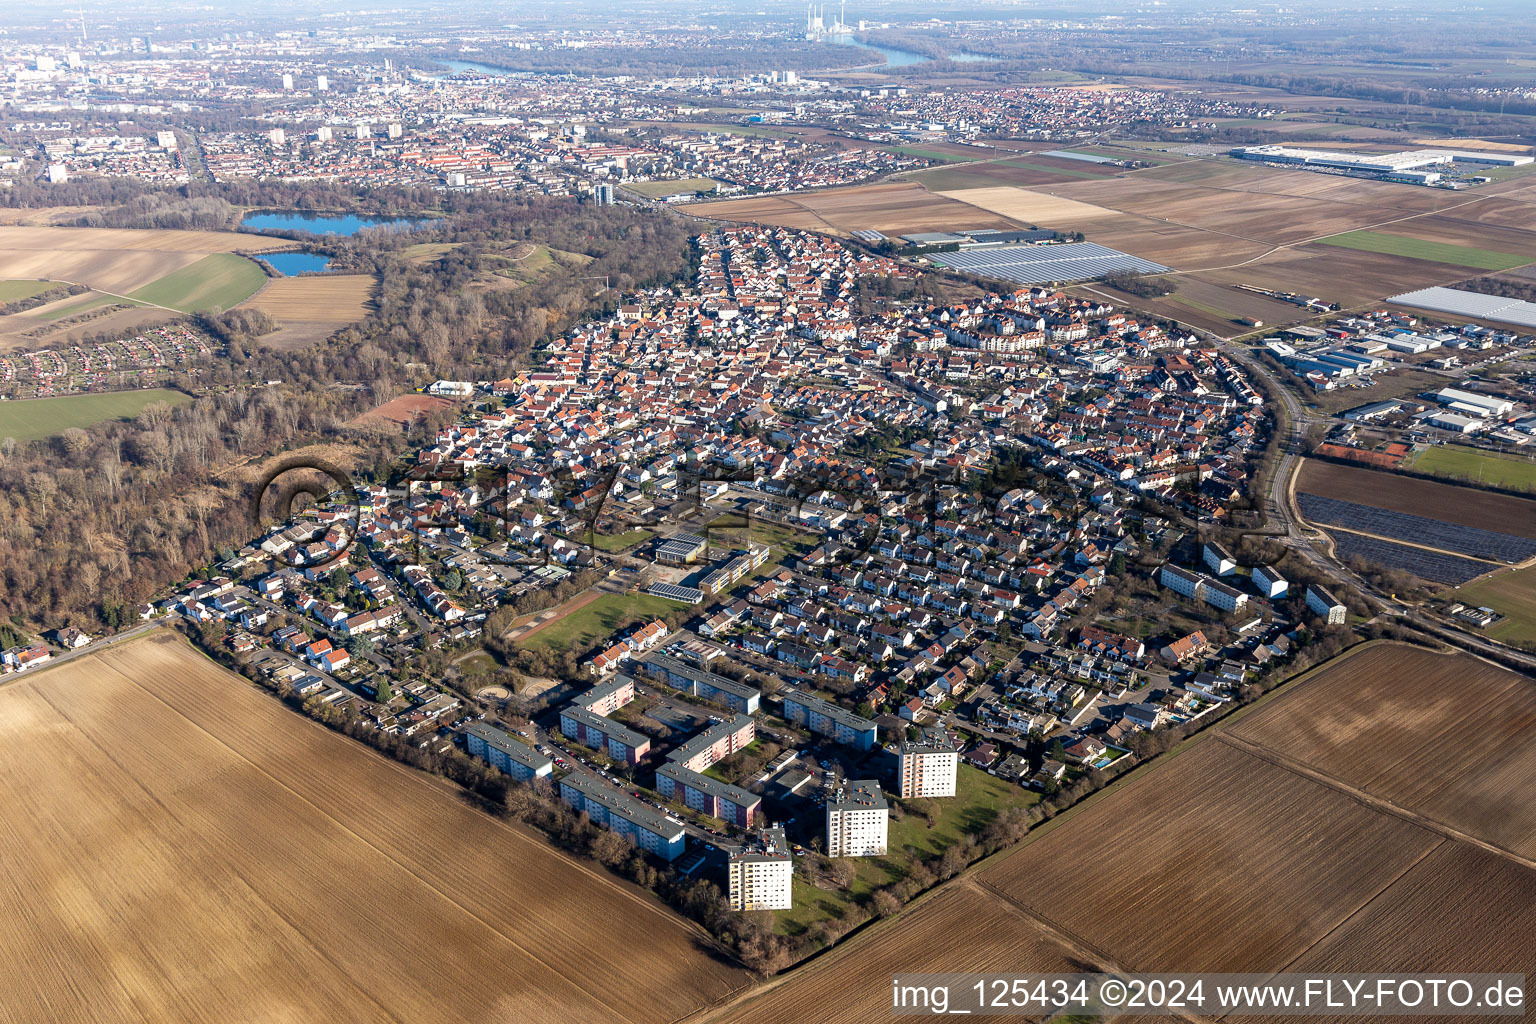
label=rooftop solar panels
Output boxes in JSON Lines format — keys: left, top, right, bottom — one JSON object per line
{"left": 1389, "top": 286, "right": 1536, "bottom": 329}
{"left": 928, "top": 242, "right": 1169, "bottom": 284}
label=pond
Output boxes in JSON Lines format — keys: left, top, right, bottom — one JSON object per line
{"left": 834, "top": 37, "right": 931, "bottom": 67}
{"left": 261, "top": 251, "right": 332, "bottom": 276}
{"left": 241, "top": 210, "right": 430, "bottom": 237}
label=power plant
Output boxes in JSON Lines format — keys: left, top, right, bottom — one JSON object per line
{"left": 805, "top": 1, "right": 853, "bottom": 41}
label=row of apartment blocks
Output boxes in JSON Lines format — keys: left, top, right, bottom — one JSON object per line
{"left": 781, "top": 688, "right": 878, "bottom": 750}
{"left": 656, "top": 713, "right": 760, "bottom": 827}
{"left": 559, "top": 773, "right": 687, "bottom": 861}
{"left": 637, "top": 652, "right": 762, "bottom": 714}
{"left": 463, "top": 722, "right": 554, "bottom": 783}
{"left": 559, "top": 676, "right": 652, "bottom": 764}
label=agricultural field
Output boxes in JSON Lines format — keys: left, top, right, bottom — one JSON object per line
{"left": 1453, "top": 567, "right": 1536, "bottom": 645}
{"left": 1296, "top": 458, "right": 1536, "bottom": 540}
{"left": 0, "top": 387, "right": 190, "bottom": 442}
{"left": 1226, "top": 644, "right": 1536, "bottom": 860}
{"left": 700, "top": 882, "right": 1083, "bottom": 1024}
{"left": 127, "top": 252, "right": 268, "bottom": 312}
{"left": 0, "top": 225, "right": 284, "bottom": 294}
{"left": 1408, "top": 443, "right": 1536, "bottom": 493}
{"left": 980, "top": 738, "right": 1441, "bottom": 972}
{"left": 1315, "top": 229, "right": 1531, "bottom": 271}
{"left": 518, "top": 592, "right": 691, "bottom": 654}
{"left": 0, "top": 634, "right": 751, "bottom": 1024}
{"left": 239, "top": 273, "right": 376, "bottom": 349}
{"left": 623, "top": 177, "right": 718, "bottom": 198}
{"left": 348, "top": 392, "right": 458, "bottom": 429}
{"left": 0, "top": 279, "right": 58, "bottom": 302}
{"left": 697, "top": 182, "right": 1018, "bottom": 237}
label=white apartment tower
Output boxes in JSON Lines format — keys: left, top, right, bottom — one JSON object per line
{"left": 898, "top": 733, "right": 960, "bottom": 799}
{"left": 728, "top": 826, "right": 794, "bottom": 911}
{"left": 826, "top": 779, "right": 888, "bottom": 857}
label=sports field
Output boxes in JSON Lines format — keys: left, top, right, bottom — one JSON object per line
{"left": 1409, "top": 444, "right": 1536, "bottom": 493}
{"left": 128, "top": 252, "right": 269, "bottom": 312}
{"left": 519, "top": 592, "right": 690, "bottom": 653}
{"left": 1315, "top": 230, "right": 1530, "bottom": 270}
{"left": 0, "top": 388, "right": 190, "bottom": 442}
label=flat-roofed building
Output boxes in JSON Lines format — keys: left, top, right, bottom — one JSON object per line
{"left": 559, "top": 774, "right": 685, "bottom": 861}
{"left": 1203, "top": 578, "right": 1249, "bottom": 614}
{"left": 655, "top": 533, "right": 708, "bottom": 565}
{"left": 559, "top": 705, "right": 652, "bottom": 764}
{"left": 575, "top": 674, "right": 636, "bottom": 716}
{"left": 729, "top": 826, "right": 793, "bottom": 911}
{"left": 666, "top": 714, "right": 756, "bottom": 773}
{"left": 826, "top": 779, "right": 888, "bottom": 857}
{"left": 656, "top": 762, "right": 760, "bottom": 827}
{"left": 1202, "top": 541, "right": 1237, "bottom": 577}
{"left": 639, "top": 652, "right": 761, "bottom": 713}
{"left": 898, "top": 732, "right": 961, "bottom": 799}
{"left": 782, "top": 689, "right": 877, "bottom": 750}
{"left": 463, "top": 722, "right": 553, "bottom": 783}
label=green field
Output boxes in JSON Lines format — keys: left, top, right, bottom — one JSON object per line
{"left": 0, "top": 388, "right": 191, "bottom": 443}
{"left": 623, "top": 177, "right": 718, "bottom": 199}
{"left": 35, "top": 293, "right": 130, "bottom": 321}
{"left": 590, "top": 528, "right": 657, "bottom": 552}
{"left": 1409, "top": 444, "right": 1536, "bottom": 492}
{"left": 1455, "top": 567, "right": 1536, "bottom": 646}
{"left": 1315, "top": 230, "right": 1530, "bottom": 271}
{"left": 885, "top": 146, "right": 976, "bottom": 164}
{"left": 519, "top": 592, "right": 690, "bottom": 654}
{"left": 128, "top": 253, "right": 269, "bottom": 313}
{"left": 0, "top": 280, "right": 58, "bottom": 302}
{"left": 997, "top": 158, "right": 1113, "bottom": 180}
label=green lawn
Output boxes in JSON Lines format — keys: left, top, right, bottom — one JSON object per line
{"left": 773, "top": 766, "right": 1037, "bottom": 937}
{"left": 1455, "top": 567, "right": 1536, "bottom": 647}
{"left": 1408, "top": 445, "right": 1536, "bottom": 493}
{"left": 0, "top": 280, "right": 58, "bottom": 302}
{"left": 590, "top": 528, "right": 657, "bottom": 552}
{"left": 885, "top": 146, "right": 975, "bottom": 164}
{"left": 0, "top": 388, "right": 191, "bottom": 443}
{"left": 623, "top": 177, "right": 718, "bottom": 198}
{"left": 518, "top": 592, "right": 690, "bottom": 654}
{"left": 1315, "top": 230, "right": 1530, "bottom": 271}
{"left": 128, "top": 253, "right": 269, "bottom": 313}
{"left": 35, "top": 293, "right": 129, "bottom": 321}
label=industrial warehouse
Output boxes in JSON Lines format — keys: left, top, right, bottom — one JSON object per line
{"left": 1232, "top": 144, "right": 1533, "bottom": 186}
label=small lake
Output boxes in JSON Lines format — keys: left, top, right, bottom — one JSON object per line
{"left": 262, "top": 251, "right": 332, "bottom": 276}
{"left": 241, "top": 210, "right": 430, "bottom": 237}
{"left": 834, "top": 37, "right": 931, "bottom": 67}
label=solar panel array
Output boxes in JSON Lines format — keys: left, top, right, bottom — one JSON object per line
{"left": 930, "top": 242, "right": 1169, "bottom": 284}
{"left": 1326, "top": 531, "right": 1491, "bottom": 585}
{"left": 1389, "top": 286, "right": 1536, "bottom": 329}
{"left": 1297, "top": 493, "right": 1536, "bottom": 563}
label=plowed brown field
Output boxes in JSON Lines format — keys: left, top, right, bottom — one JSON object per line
{"left": 0, "top": 634, "right": 751, "bottom": 1024}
